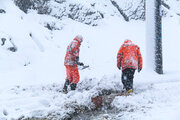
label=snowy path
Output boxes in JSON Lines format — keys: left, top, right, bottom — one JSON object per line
{"left": 142, "top": 81, "right": 180, "bottom": 120}
{"left": 1, "top": 76, "right": 180, "bottom": 120}
{"left": 76, "top": 79, "right": 180, "bottom": 120}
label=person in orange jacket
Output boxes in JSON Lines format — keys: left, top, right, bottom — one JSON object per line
{"left": 117, "top": 39, "right": 143, "bottom": 94}
{"left": 63, "top": 35, "right": 84, "bottom": 93}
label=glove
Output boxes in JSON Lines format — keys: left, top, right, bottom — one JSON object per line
{"left": 78, "top": 62, "right": 84, "bottom": 66}
{"left": 118, "top": 66, "right": 121, "bottom": 70}
{"left": 138, "top": 68, "right": 142, "bottom": 72}
{"left": 75, "top": 57, "right": 79, "bottom": 63}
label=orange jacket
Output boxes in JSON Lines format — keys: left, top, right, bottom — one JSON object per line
{"left": 117, "top": 40, "right": 143, "bottom": 71}
{"left": 64, "top": 38, "right": 81, "bottom": 66}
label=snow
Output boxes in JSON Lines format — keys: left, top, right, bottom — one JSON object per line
{"left": 146, "top": 0, "right": 156, "bottom": 71}
{"left": 166, "top": 0, "right": 180, "bottom": 14}
{"left": 0, "top": 0, "right": 180, "bottom": 120}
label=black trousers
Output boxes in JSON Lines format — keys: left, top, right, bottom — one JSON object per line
{"left": 63, "top": 79, "right": 77, "bottom": 91}
{"left": 121, "top": 68, "right": 135, "bottom": 91}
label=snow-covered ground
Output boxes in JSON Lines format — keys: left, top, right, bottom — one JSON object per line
{"left": 0, "top": 0, "right": 180, "bottom": 120}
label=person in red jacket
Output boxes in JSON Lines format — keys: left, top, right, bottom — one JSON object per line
{"left": 63, "top": 35, "right": 84, "bottom": 93}
{"left": 117, "top": 39, "right": 143, "bottom": 95}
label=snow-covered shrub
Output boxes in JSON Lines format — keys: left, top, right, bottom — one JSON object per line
{"left": 13, "top": 0, "right": 34, "bottom": 13}
{"left": 0, "top": 32, "right": 17, "bottom": 52}
{"left": 12, "top": 0, "right": 180, "bottom": 25}
{"left": 13, "top": 0, "right": 50, "bottom": 13}
{"left": 0, "top": 9, "right": 6, "bottom": 13}
{"left": 13, "top": 0, "right": 145, "bottom": 25}
{"left": 67, "top": 3, "right": 102, "bottom": 25}
{"left": 13, "top": 0, "right": 103, "bottom": 26}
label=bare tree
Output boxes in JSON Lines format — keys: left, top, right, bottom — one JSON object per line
{"left": 110, "top": 0, "right": 129, "bottom": 21}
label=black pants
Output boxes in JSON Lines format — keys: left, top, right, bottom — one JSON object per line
{"left": 121, "top": 68, "right": 135, "bottom": 91}
{"left": 63, "top": 79, "right": 77, "bottom": 91}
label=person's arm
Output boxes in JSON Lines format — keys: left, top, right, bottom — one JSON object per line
{"left": 137, "top": 47, "right": 143, "bottom": 72}
{"left": 73, "top": 42, "right": 82, "bottom": 65}
{"left": 117, "top": 46, "right": 123, "bottom": 70}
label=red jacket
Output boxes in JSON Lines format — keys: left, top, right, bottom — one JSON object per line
{"left": 64, "top": 38, "right": 81, "bottom": 66}
{"left": 117, "top": 40, "right": 143, "bottom": 71}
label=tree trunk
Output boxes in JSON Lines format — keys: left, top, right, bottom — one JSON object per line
{"left": 155, "top": 0, "right": 163, "bottom": 74}
{"left": 110, "top": 0, "right": 129, "bottom": 21}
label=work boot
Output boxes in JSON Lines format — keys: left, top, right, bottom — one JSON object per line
{"left": 62, "top": 88, "right": 68, "bottom": 94}
{"left": 125, "top": 89, "right": 133, "bottom": 96}
{"left": 62, "top": 79, "right": 70, "bottom": 94}
{"left": 70, "top": 83, "right": 77, "bottom": 90}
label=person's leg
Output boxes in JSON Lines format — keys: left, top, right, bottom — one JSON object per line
{"left": 66, "top": 66, "right": 73, "bottom": 83}
{"left": 126, "top": 68, "right": 135, "bottom": 91}
{"left": 121, "top": 69, "right": 128, "bottom": 91}
{"left": 70, "top": 83, "right": 77, "bottom": 90}
{"left": 63, "top": 66, "right": 72, "bottom": 93}
{"left": 63, "top": 79, "right": 70, "bottom": 92}
{"left": 71, "top": 65, "right": 79, "bottom": 90}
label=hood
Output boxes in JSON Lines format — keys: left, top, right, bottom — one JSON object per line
{"left": 73, "top": 35, "right": 83, "bottom": 43}
{"left": 124, "top": 39, "right": 132, "bottom": 44}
